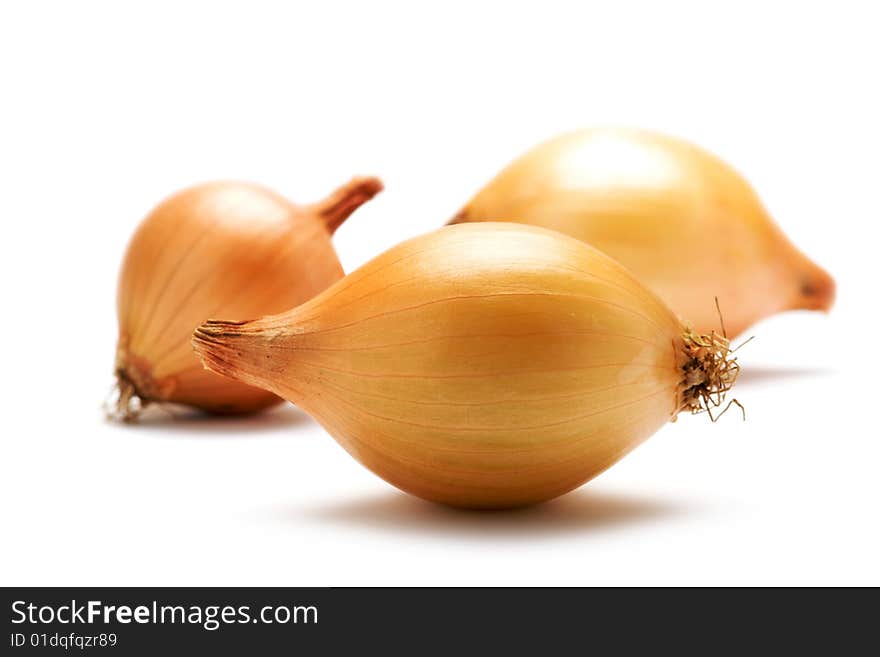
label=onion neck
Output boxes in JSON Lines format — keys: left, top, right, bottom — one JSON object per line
{"left": 310, "top": 176, "right": 383, "bottom": 234}
{"left": 792, "top": 259, "right": 836, "bottom": 313}
{"left": 447, "top": 207, "right": 471, "bottom": 225}
{"left": 192, "top": 319, "right": 304, "bottom": 403}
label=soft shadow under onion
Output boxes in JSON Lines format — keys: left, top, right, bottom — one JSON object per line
{"left": 280, "top": 488, "right": 694, "bottom": 539}
{"left": 736, "top": 366, "right": 834, "bottom": 386}
{"left": 107, "top": 403, "right": 314, "bottom": 436}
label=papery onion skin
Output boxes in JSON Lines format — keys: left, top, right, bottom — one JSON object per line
{"left": 450, "top": 128, "right": 835, "bottom": 338}
{"left": 193, "top": 223, "right": 738, "bottom": 508}
{"left": 114, "top": 176, "right": 382, "bottom": 419}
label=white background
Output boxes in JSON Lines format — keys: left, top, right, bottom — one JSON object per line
{"left": 1, "top": 1, "right": 878, "bottom": 586}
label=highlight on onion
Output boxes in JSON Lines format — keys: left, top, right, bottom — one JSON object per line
{"left": 111, "top": 176, "right": 383, "bottom": 420}
{"left": 192, "top": 223, "right": 743, "bottom": 509}
{"left": 450, "top": 127, "right": 835, "bottom": 338}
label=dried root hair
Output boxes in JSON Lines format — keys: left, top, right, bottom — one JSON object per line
{"left": 104, "top": 372, "right": 148, "bottom": 423}
{"left": 676, "top": 299, "right": 751, "bottom": 421}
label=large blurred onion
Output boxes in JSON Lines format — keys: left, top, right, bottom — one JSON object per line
{"left": 451, "top": 128, "right": 835, "bottom": 337}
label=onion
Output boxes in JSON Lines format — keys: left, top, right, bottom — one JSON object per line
{"left": 192, "top": 223, "right": 741, "bottom": 508}
{"left": 113, "top": 176, "right": 383, "bottom": 420}
{"left": 450, "top": 128, "right": 835, "bottom": 337}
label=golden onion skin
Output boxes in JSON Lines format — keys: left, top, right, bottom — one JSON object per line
{"left": 451, "top": 128, "right": 835, "bottom": 337}
{"left": 193, "top": 224, "right": 718, "bottom": 508}
{"left": 115, "top": 177, "right": 382, "bottom": 417}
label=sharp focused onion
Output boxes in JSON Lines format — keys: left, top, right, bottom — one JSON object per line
{"left": 451, "top": 128, "right": 835, "bottom": 337}
{"left": 113, "top": 176, "right": 382, "bottom": 419}
{"left": 192, "top": 223, "right": 741, "bottom": 508}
